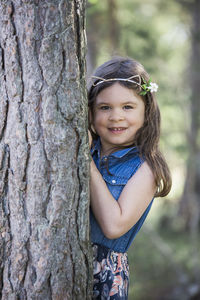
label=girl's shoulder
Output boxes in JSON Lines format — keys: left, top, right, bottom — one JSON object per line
{"left": 108, "top": 147, "right": 144, "bottom": 180}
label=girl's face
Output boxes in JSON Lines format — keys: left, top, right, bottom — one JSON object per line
{"left": 92, "top": 83, "right": 145, "bottom": 155}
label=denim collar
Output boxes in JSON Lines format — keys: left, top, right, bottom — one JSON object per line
{"left": 91, "top": 138, "right": 139, "bottom": 159}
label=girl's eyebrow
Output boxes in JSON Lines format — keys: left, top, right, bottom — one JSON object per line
{"left": 96, "top": 100, "right": 138, "bottom": 106}
{"left": 96, "top": 98, "right": 138, "bottom": 104}
{"left": 122, "top": 101, "right": 137, "bottom": 105}
{"left": 95, "top": 102, "right": 110, "bottom": 108}
{"left": 96, "top": 101, "right": 110, "bottom": 105}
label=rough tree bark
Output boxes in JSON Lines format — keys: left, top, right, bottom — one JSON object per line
{"left": 0, "top": 1, "right": 92, "bottom": 299}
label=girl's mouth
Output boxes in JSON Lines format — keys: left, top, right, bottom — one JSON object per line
{"left": 108, "top": 127, "right": 127, "bottom": 133}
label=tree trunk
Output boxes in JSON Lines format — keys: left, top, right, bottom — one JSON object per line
{"left": 179, "top": 0, "right": 200, "bottom": 282}
{"left": 86, "top": 0, "right": 120, "bottom": 76}
{"left": 0, "top": 1, "right": 92, "bottom": 299}
{"left": 107, "top": 0, "right": 119, "bottom": 56}
{"left": 86, "top": 2, "right": 100, "bottom": 75}
{"left": 179, "top": 0, "right": 200, "bottom": 229}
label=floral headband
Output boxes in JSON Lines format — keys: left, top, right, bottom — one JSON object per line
{"left": 91, "top": 75, "right": 158, "bottom": 95}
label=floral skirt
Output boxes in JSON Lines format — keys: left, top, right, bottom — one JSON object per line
{"left": 92, "top": 243, "right": 129, "bottom": 300}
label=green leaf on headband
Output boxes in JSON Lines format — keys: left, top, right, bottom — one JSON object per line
{"left": 139, "top": 90, "right": 148, "bottom": 96}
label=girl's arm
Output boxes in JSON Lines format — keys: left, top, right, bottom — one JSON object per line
{"left": 90, "top": 157, "right": 156, "bottom": 239}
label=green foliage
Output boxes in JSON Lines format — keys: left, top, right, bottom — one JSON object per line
{"left": 128, "top": 221, "right": 197, "bottom": 299}
{"left": 88, "top": 0, "right": 98, "bottom": 4}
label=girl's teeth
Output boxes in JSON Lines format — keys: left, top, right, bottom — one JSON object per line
{"left": 111, "top": 128, "right": 124, "bottom": 131}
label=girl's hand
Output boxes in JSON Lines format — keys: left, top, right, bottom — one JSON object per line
{"left": 88, "top": 130, "right": 93, "bottom": 148}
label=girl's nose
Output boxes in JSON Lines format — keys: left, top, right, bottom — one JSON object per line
{"left": 108, "top": 109, "right": 125, "bottom": 121}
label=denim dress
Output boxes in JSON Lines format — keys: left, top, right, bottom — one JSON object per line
{"left": 90, "top": 139, "right": 154, "bottom": 299}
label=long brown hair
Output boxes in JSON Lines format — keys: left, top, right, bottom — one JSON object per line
{"left": 88, "top": 56, "right": 172, "bottom": 197}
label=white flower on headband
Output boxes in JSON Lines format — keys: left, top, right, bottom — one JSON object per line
{"left": 149, "top": 82, "right": 158, "bottom": 93}
{"left": 140, "top": 78, "right": 158, "bottom": 95}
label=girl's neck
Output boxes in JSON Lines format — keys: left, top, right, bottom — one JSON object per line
{"left": 100, "top": 144, "right": 135, "bottom": 158}
{"left": 100, "top": 145, "right": 121, "bottom": 158}
{"left": 99, "top": 139, "right": 136, "bottom": 158}
{"left": 100, "top": 148, "right": 113, "bottom": 158}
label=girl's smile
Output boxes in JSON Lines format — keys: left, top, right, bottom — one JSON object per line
{"left": 92, "top": 83, "right": 145, "bottom": 155}
{"left": 108, "top": 127, "right": 127, "bottom": 133}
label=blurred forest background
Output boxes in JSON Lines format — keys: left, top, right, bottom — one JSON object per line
{"left": 86, "top": 0, "right": 200, "bottom": 299}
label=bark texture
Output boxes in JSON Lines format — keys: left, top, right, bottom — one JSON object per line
{"left": 0, "top": 1, "right": 92, "bottom": 299}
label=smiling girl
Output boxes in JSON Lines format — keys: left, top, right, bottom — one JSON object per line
{"left": 88, "top": 57, "right": 171, "bottom": 299}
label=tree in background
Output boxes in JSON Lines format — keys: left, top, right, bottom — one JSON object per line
{"left": 179, "top": 0, "right": 200, "bottom": 229}
{"left": 0, "top": 1, "right": 92, "bottom": 299}
{"left": 86, "top": 0, "right": 120, "bottom": 75}
{"left": 178, "top": 0, "right": 200, "bottom": 285}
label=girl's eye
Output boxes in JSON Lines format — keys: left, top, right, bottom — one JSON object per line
{"left": 100, "top": 105, "right": 110, "bottom": 110}
{"left": 123, "top": 105, "right": 133, "bottom": 109}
